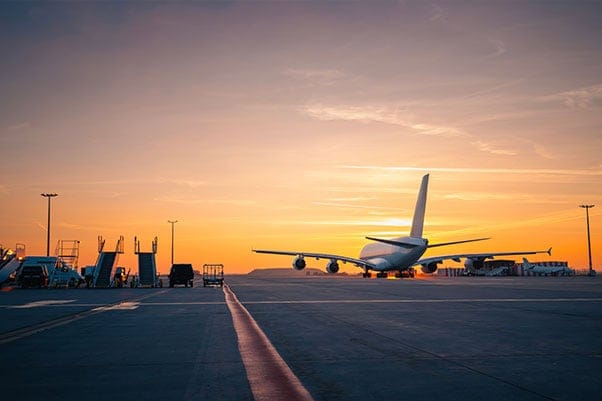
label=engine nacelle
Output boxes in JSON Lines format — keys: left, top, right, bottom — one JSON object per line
{"left": 421, "top": 261, "right": 440, "bottom": 274}
{"left": 292, "top": 256, "right": 306, "bottom": 270}
{"left": 326, "top": 260, "right": 339, "bottom": 274}
{"left": 465, "top": 258, "right": 484, "bottom": 270}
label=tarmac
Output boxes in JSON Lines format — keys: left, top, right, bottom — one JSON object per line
{"left": 1, "top": 274, "right": 601, "bottom": 401}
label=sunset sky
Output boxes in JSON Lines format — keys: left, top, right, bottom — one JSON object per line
{"left": 1, "top": 1, "right": 600, "bottom": 274}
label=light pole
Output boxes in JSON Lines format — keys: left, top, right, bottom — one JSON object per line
{"left": 579, "top": 204, "right": 595, "bottom": 276}
{"left": 41, "top": 193, "right": 58, "bottom": 257}
{"left": 168, "top": 220, "right": 178, "bottom": 266}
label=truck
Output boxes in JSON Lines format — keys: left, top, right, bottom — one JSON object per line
{"left": 19, "top": 256, "right": 84, "bottom": 288}
{"left": 169, "top": 264, "right": 194, "bottom": 288}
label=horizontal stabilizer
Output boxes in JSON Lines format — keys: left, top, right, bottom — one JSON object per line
{"left": 427, "top": 237, "right": 490, "bottom": 248}
{"left": 365, "top": 237, "right": 420, "bottom": 249}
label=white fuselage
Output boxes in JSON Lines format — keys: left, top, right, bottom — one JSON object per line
{"left": 359, "top": 236, "right": 427, "bottom": 271}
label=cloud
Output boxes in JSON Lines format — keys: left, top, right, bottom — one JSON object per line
{"left": 35, "top": 221, "right": 47, "bottom": 232}
{"left": 284, "top": 69, "right": 345, "bottom": 85}
{"left": 487, "top": 39, "right": 507, "bottom": 58}
{"left": 303, "top": 104, "right": 467, "bottom": 138}
{"left": 530, "top": 142, "right": 554, "bottom": 160}
{"left": 340, "top": 165, "right": 602, "bottom": 176}
{"left": 471, "top": 140, "right": 517, "bottom": 156}
{"left": 542, "top": 83, "right": 602, "bottom": 109}
{"left": 169, "top": 179, "right": 208, "bottom": 188}
{"left": 153, "top": 195, "right": 255, "bottom": 207}
{"left": 311, "top": 201, "right": 404, "bottom": 212}
{"left": 429, "top": 4, "right": 445, "bottom": 22}
{"left": 442, "top": 192, "right": 534, "bottom": 202}
{"left": 279, "top": 218, "right": 413, "bottom": 228}
{"left": 304, "top": 104, "right": 401, "bottom": 125}
{"left": 409, "top": 123, "right": 467, "bottom": 138}
{"left": 303, "top": 103, "right": 533, "bottom": 155}
{"left": 6, "top": 122, "right": 30, "bottom": 131}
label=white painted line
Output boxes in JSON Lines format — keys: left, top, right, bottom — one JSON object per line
{"left": 92, "top": 301, "right": 140, "bottom": 311}
{"left": 224, "top": 285, "right": 315, "bottom": 401}
{"left": 10, "top": 300, "right": 76, "bottom": 308}
{"left": 3, "top": 297, "right": 600, "bottom": 310}
{"left": 240, "top": 297, "right": 602, "bottom": 304}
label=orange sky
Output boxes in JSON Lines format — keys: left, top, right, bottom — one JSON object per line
{"left": 1, "top": 2, "right": 600, "bottom": 274}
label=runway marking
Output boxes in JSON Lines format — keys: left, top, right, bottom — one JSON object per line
{"left": 92, "top": 301, "right": 140, "bottom": 311}
{"left": 0, "top": 290, "right": 167, "bottom": 345}
{"left": 224, "top": 284, "right": 315, "bottom": 401}
{"left": 10, "top": 300, "right": 76, "bottom": 308}
{"left": 240, "top": 297, "right": 602, "bottom": 304}
{"left": 2, "top": 295, "right": 600, "bottom": 312}
{"left": 0, "top": 301, "right": 226, "bottom": 309}
{"left": 0, "top": 307, "right": 110, "bottom": 345}
{"left": 2, "top": 297, "right": 600, "bottom": 310}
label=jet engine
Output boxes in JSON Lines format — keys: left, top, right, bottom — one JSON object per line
{"left": 326, "top": 260, "right": 339, "bottom": 274}
{"left": 421, "top": 261, "right": 441, "bottom": 274}
{"left": 292, "top": 256, "right": 306, "bottom": 270}
{"left": 465, "top": 258, "right": 484, "bottom": 270}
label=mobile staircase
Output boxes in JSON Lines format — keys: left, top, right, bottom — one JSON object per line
{"left": 92, "top": 236, "right": 124, "bottom": 288}
{"left": 0, "top": 243, "right": 26, "bottom": 286}
{"left": 135, "top": 236, "right": 160, "bottom": 287}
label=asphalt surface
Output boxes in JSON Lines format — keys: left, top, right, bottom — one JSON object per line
{"left": 1, "top": 274, "right": 601, "bottom": 401}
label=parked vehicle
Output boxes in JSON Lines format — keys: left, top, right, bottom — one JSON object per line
{"left": 169, "top": 264, "right": 194, "bottom": 288}
{"left": 20, "top": 256, "right": 83, "bottom": 288}
{"left": 18, "top": 265, "right": 49, "bottom": 288}
{"left": 203, "top": 264, "right": 224, "bottom": 287}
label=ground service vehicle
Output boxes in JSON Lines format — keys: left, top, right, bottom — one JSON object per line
{"left": 113, "top": 267, "right": 129, "bottom": 288}
{"left": 19, "top": 256, "right": 83, "bottom": 288}
{"left": 169, "top": 264, "right": 194, "bottom": 288}
{"left": 203, "top": 264, "right": 224, "bottom": 287}
{"left": 18, "top": 265, "right": 49, "bottom": 288}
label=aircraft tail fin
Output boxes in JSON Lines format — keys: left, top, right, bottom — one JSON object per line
{"left": 410, "top": 174, "right": 429, "bottom": 238}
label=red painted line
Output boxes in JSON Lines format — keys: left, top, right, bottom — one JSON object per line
{"left": 224, "top": 285, "right": 314, "bottom": 401}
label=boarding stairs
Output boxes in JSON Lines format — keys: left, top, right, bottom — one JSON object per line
{"left": 93, "top": 236, "right": 124, "bottom": 288}
{"left": 0, "top": 258, "right": 20, "bottom": 286}
{"left": 138, "top": 253, "right": 157, "bottom": 286}
{"left": 54, "top": 240, "right": 80, "bottom": 271}
{"left": 135, "top": 236, "right": 158, "bottom": 287}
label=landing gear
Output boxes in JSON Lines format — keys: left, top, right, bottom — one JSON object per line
{"left": 376, "top": 272, "right": 388, "bottom": 278}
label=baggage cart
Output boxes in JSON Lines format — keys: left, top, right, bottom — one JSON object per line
{"left": 203, "top": 264, "right": 224, "bottom": 287}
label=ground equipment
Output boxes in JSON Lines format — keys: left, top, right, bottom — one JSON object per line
{"left": 203, "top": 264, "right": 224, "bottom": 287}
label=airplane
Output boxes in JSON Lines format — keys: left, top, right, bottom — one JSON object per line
{"left": 522, "top": 258, "right": 574, "bottom": 276}
{"left": 253, "top": 174, "right": 552, "bottom": 278}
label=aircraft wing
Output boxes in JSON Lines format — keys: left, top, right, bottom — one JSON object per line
{"left": 252, "top": 249, "right": 376, "bottom": 269}
{"left": 415, "top": 247, "right": 552, "bottom": 267}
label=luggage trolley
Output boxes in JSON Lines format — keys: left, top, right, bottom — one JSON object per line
{"left": 203, "top": 264, "right": 224, "bottom": 287}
